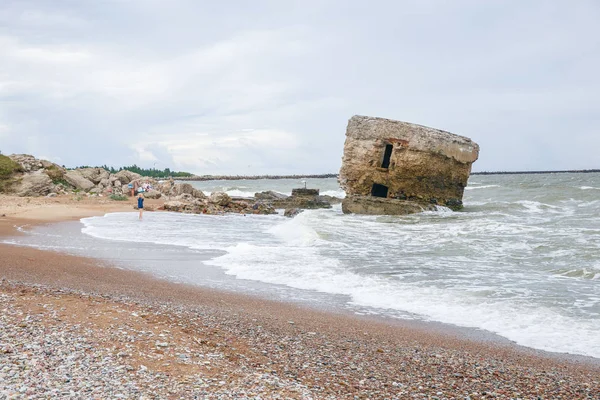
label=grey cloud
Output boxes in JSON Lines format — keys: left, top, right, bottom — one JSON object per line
{"left": 1, "top": 0, "right": 599, "bottom": 173}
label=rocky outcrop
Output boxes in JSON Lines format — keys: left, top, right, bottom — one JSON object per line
{"left": 339, "top": 115, "right": 479, "bottom": 215}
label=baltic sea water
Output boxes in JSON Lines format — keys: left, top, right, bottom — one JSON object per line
{"left": 4, "top": 173, "right": 600, "bottom": 359}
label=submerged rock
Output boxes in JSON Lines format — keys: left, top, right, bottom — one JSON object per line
{"left": 339, "top": 115, "right": 479, "bottom": 215}
{"left": 341, "top": 195, "right": 435, "bottom": 215}
{"left": 270, "top": 188, "right": 332, "bottom": 210}
{"left": 284, "top": 208, "right": 304, "bottom": 218}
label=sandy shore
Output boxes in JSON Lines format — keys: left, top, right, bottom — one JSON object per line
{"left": 1, "top": 195, "right": 599, "bottom": 399}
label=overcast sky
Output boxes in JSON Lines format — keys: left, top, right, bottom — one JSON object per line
{"left": 1, "top": 1, "right": 599, "bottom": 174}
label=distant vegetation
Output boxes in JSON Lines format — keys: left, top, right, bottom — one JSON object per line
{"left": 0, "top": 154, "right": 22, "bottom": 192}
{"left": 73, "top": 164, "right": 194, "bottom": 178}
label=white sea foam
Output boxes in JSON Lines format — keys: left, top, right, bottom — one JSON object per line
{"left": 465, "top": 185, "right": 500, "bottom": 190}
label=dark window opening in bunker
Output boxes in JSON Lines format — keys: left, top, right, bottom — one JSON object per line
{"left": 371, "top": 183, "right": 389, "bottom": 198}
{"left": 381, "top": 144, "right": 393, "bottom": 169}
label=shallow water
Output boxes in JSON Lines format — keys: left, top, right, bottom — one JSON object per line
{"left": 5, "top": 173, "right": 600, "bottom": 359}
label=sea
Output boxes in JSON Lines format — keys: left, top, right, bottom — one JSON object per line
{"left": 4, "top": 173, "right": 600, "bottom": 360}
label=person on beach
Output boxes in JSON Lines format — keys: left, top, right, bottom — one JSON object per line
{"left": 137, "top": 193, "right": 144, "bottom": 220}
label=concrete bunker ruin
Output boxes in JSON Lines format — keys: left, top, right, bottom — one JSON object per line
{"left": 339, "top": 115, "right": 480, "bottom": 215}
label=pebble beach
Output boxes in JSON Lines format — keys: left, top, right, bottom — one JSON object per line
{"left": 1, "top": 196, "right": 599, "bottom": 399}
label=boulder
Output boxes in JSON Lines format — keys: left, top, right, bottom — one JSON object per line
{"left": 255, "top": 191, "right": 289, "bottom": 201}
{"left": 98, "top": 178, "right": 110, "bottom": 189}
{"left": 64, "top": 170, "right": 95, "bottom": 192}
{"left": 169, "top": 183, "right": 205, "bottom": 199}
{"left": 114, "top": 170, "right": 142, "bottom": 184}
{"left": 144, "top": 189, "right": 162, "bottom": 199}
{"left": 14, "top": 171, "right": 53, "bottom": 196}
{"left": 284, "top": 208, "right": 304, "bottom": 218}
{"left": 270, "top": 188, "right": 332, "bottom": 210}
{"left": 209, "top": 191, "right": 231, "bottom": 206}
{"left": 78, "top": 168, "right": 109, "bottom": 184}
{"left": 113, "top": 179, "right": 122, "bottom": 188}
{"left": 163, "top": 201, "right": 186, "bottom": 212}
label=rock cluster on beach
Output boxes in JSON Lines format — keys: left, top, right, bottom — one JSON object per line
{"left": 0, "top": 154, "right": 340, "bottom": 216}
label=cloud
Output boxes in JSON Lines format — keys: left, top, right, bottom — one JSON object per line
{"left": 1, "top": 0, "right": 599, "bottom": 173}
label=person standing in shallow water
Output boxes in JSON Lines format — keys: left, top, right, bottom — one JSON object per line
{"left": 137, "top": 193, "right": 144, "bottom": 220}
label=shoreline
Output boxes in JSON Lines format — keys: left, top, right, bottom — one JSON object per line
{"left": 1, "top": 196, "right": 599, "bottom": 398}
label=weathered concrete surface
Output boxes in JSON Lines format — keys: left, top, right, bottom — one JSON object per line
{"left": 339, "top": 115, "right": 479, "bottom": 213}
{"left": 342, "top": 196, "right": 434, "bottom": 216}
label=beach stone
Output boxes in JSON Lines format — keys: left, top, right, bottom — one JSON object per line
{"left": 14, "top": 171, "right": 53, "bottom": 196}
{"left": 209, "top": 191, "right": 231, "bottom": 206}
{"left": 64, "top": 170, "right": 95, "bottom": 192}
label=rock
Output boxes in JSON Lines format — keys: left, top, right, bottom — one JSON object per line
{"left": 78, "top": 168, "right": 109, "bottom": 184}
{"left": 209, "top": 191, "right": 231, "bottom": 206}
{"left": 270, "top": 188, "right": 332, "bottom": 210}
{"left": 284, "top": 208, "right": 303, "bottom": 218}
{"left": 338, "top": 115, "right": 479, "bottom": 214}
{"left": 113, "top": 180, "right": 122, "bottom": 188}
{"left": 170, "top": 183, "right": 205, "bottom": 199}
{"left": 46, "top": 193, "right": 57, "bottom": 198}
{"left": 7, "top": 154, "right": 43, "bottom": 172}
{"left": 64, "top": 170, "right": 95, "bottom": 192}
{"left": 341, "top": 195, "right": 435, "bottom": 215}
{"left": 144, "top": 189, "right": 162, "bottom": 199}
{"left": 163, "top": 201, "right": 186, "bottom": 212}
{"left": 98, "top": 178, "right": 110, "bottom": 189}
{"left": 89, "top": 187, "right": 101, "bottom": 194}
{"left": 255, "top": 191, "right": 289, "bottom": 201}
{"left": 114, "top": 170, "right": 142, "bottom": 184}
{"left": 14, "top": 171, "right": 53, "bottom": 196}
{"left": 319, "top": 195, "right": 343, "bottom": 205}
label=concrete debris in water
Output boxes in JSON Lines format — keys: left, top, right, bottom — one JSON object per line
{"left": 339, "top": 115, "right": 479, "bottom": 215}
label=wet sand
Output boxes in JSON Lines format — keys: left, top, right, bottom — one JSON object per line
{"left": 0, "top": 195, "right": 599, "bottom": 399}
